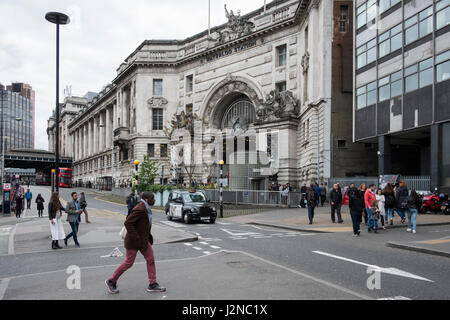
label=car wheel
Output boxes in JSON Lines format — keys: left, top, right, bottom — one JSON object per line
{"left": 184, "top": 214, "right": 191, "bottom": 224}
{"left": 166, "top": 211, "right": 172, "bottom": 221}
{"left": 209, "top": 218, "right": 216, "bottom": 224}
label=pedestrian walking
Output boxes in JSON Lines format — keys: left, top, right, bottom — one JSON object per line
{"left": 307, "top": 184, "right": 319, "bottom": 224}
{"left": 320, "top": 183, "right": 327, "bottom": 206}
{"left": 368, "top": 200, "right": 380, "bottom": 233}
{"left": 64, "top": 192, "right": 82, "bottom": 247}
{"left": 406, "top": 189, "right": 421, "bottom": 234}
{"left": 395, "top": 181, "right": 408, "bottom": 224}
{"left": 79, "top": 192, "right": 91, "bottom": 223}
{"left": 364, "top": 184, "right": 377, "bottom": 232}
{"left": 281, "top": 184, "right": 290, "bottom": 206}
{"left": 329, "top": 183, "right": 343, "bottom": 223}
{"left": 25, "top": 189, "right": 32, "bottom": 209}
{"left": 360, "top": 184, "right": 368, "bottom": 224}
{"left": 383, "top": 183, "right": 396, "bottom": 225}
{"left": 15, "top": 193, "right": 24, "bottom": 218}
{"left": 348, "top": 184, "right": 363, "bottom": 236}
{"left": 36, "top": 193, "right": 45, "bottom": 217}
{"left": 105, "top": 192, "right": 166, "bottom": 294}
{"left": 314, "top": 184, "right": 321, "bottom": 207}
{"left": 126, "top": 192, "right": 138, "bottom": 216}
{"left": 376, "top": 189, "right": 386, "bottom": 230}
{"left": 48, "top": 192, "right": 65, "bottom": 249}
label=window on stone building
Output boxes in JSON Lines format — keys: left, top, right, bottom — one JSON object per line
{"left": 356, "top": 80, "right": 377, "bottom": 109}
{"left": 405, "top": 6, "right": 433, "bottom": 45}
{"left": 339, "top": 5, "right": 348, "bottom": 32}
{"left": 436, "top": 0, "right": 450, "bottom": 30}
{"left": 160, "top": 144, "right": 168, "bottom": 158}
{"left": 152, "top": 108, "right": 163, "bottom": 130}
{"left": 405, "top": 57, "right": 433, "bottom": 93}
{"left": 379, "top": 0, "right": 401, "bottom": 14}
{"left": 267, "top": 133, "right": 272, "bottom": 157}
{"left": 357, "top": 38, "right": 376, "bottom": 69}
{"left": 186, "top": 104, "right": 193, "bottom": 115}
{"left": 276, "top": 44, "right": 287, "bottom": 67}
{"left": 306, "top": 119, "right": 310, "bottom": 141}
{"left": 276, "top": 81, "right": 287, "bottom": 92}
{"left": 378, "top": 23, "right": 402, "bottom": 58}
{"left": 356, "top": 0, "right": 376, "bottom": 29}
{"left": 378, "top": 70, "right": 402, "bottom": 102}
{"left": 436, "top": 50, "right": 450, "bottom": 82}
{"left": 186, "top": 75, "right": 193, "bottom": 93}
{"left": 148, "top": 144, "right": 155, "bottom": 157}
{"left": 153, "top": 79, "right": 163, "bottom": 96}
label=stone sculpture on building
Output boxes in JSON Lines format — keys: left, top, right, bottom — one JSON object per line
{"left": 256, "top": 90, "right": 300, "bottom": 122}
{"left": 218, "top": 5, "right": 255, "bottom": 43}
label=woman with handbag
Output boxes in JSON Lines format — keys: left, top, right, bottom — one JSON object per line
{"left": 36, "top": 193, "right": 45, "bottom": 217}
{"left": 48, "top": 192, "right": 65, "bottom": 249}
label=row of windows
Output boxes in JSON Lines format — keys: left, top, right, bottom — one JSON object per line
{"left": 357, "top": 0, "right": 450, "bottom": 69}
{"left": 357, "top": 49, "right": 450, "bottom": 108}
{"left": 147, "top": 143, "right": 168, "bottom": 158}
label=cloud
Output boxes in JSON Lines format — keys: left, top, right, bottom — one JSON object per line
{"left": 0, "top": 0, "right": 267, "bottom": 150}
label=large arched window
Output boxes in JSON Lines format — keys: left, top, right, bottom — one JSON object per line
{"left": 220, "top": 99, "right": 256, "bottom": 130}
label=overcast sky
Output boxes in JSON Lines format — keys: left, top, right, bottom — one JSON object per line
{"left": 0, "top": 0, "right": 268, "bottom": 150}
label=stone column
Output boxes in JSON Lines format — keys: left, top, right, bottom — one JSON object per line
{"left": 106, "top": 107, "right": 111, "bottom": 149}
{"left": 93, "top": 116, "right": 98, "bottom": 155}
{"left": 84, "top": 123, "right": 89, "bottom": 158}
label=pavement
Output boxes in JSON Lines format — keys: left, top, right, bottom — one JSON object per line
{"left": 226, "top": 205, "right": 450, "bottom": 258}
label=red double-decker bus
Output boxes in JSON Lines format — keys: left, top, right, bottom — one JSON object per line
{"left": 58, "top": 168, "right": 72, "bottom": 188}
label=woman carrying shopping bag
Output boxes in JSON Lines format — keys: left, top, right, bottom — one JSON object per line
{"left": 48, "top": 192, "right": 66, "bottom": 250}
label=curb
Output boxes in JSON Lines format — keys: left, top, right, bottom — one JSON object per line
{"left": 248, "top": 221, "right": 450, "bottom": 234}
{"left": 386, "top": 241, "right": 450, "bottom": 259}
{"left": 164, "top": 235, "right": 199, "bottom": 244}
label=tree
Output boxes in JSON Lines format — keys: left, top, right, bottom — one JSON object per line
{"left": 135, "top": 155, "right": 160, "bottom": 192}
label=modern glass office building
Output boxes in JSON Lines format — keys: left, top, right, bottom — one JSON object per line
{"left": 353, "top": 0, "right": 450, "bottom": 192}
{"left": 0, "top": 83, "right": 35, "bottom": 151}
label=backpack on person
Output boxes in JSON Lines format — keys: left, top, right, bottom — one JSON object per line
{"left": 307, "top": 189, "right": 317, "bottom": 207}
{"left": 385, "top": 194, "right": 395, "bottom": 207}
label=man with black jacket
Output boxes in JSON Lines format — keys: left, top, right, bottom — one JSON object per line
{"left": 329, "top": 184, "right": 343, "bottom": 223}
{"left": 348, "top": 185, "right": 363, "bottom": 236}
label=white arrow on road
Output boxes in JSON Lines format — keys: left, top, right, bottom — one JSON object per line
{"left": 313, "top": 251, "right": 434, "bottom": 283}
{"left": 221, "top": 228, "right": 261, "bottom": 236}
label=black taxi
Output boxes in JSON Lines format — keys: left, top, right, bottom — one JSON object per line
{"left": 165, "top": 190, "right": 217, "bottom": 224}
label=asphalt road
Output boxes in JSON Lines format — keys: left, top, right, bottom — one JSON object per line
{"left": 1, "top": 185, "right": 449, "bottom": 300}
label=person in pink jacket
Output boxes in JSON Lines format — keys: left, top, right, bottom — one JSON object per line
{"left": 364, "top": 184, "right": 377, "bottom": 232}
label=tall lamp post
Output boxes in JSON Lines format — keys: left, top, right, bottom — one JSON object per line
{"left": 133, "top": 160, "right": 140, "bottom": 191}
{"left": 219, "top": 160, "right": 224, "bottom": 218}
{"left": 45, "top": 12, "right": 70, "bottom": 193}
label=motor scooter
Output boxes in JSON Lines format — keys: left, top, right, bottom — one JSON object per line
{"left": 421, "top": 189, "right": 448, "bottom": 213}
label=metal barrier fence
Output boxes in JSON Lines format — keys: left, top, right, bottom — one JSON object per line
{"left": 403, "top": 176, "right": 431, "bottom": 192}
{"left": 203, "top": 189, "right": 304, "bottom": 207}
{"left": 329, "top": 176, "right": 431, "bottom": 191}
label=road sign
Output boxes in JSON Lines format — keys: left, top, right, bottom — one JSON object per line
{"left": 3, "top": 183, "right": 11, "bottom": 191}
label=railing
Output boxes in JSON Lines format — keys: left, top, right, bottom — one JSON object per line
{"left": 203, "top": 189, "right": 303, "bottom": 207}
{"left": 272, "top": 7, "right": 290, "bottom": 23}
{"left": 403, "top": 176, "right": 431, "bottom": 192}
{"left": 329, "top": 176, "right": 431, "bottom": 192}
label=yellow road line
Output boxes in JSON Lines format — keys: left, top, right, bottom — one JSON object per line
{"left": 416, "top": 238, "right": 450, "bottom": 245}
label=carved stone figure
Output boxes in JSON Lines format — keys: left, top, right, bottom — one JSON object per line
{"left": 218, "top": 5, "right": 255, "bottom": 43}
{"left": 256, "top": 90, "right": 300, "bottom": 122}
{"left": 148, "top": 97, "right": 168, "bottom": 107}
{"left": 301, "top": 51, "right": 310, "bottom": 74}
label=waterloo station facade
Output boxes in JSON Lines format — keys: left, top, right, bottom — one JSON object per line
{"left": 50, "top": 0, "right": 371, "bottom": 190}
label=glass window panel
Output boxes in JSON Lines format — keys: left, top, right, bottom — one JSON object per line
{"left": 357, "top": 94, "right": 367, "bottom": 108}
{"left": 405, "top": 64, "right": 418, "bottom": 76}
{"left": 357, "top": 4, "right": 366, "bottom": 15}
{"left": 367, "top": 47, "right": 377, "bottom": 63}
{"left": 391, "top": 70, "right": 403, "bottom": 81}
{"left": 357, "top": 13, "right": 366, "bottom": 28}
{"left": 357, "top": 86, "right": 366, "bottom": 95}
{"left": 436, "top": 6, "right": 450, "bottom": 29}
{"left": 367, "top": 81, "right": 377, "bottom": 91}
{"left": 357, "top": 45, "right": 366, "bottom": 55}
{"left": 391, "top": 33, "right": 402, "bottom": 51}
{"left": 405, "top": 15, "right": 418, "bottom": 28}
{"left": 436, "top": 50, "right": 450, "bottom": 64}
{"left": 419, "top": 68, "right": 433, "bottom": 87}
{"left": 367, "top": 90, "right": 377, "bottom": 105}
{"left": 379, "top": 76, "right": 390, "bottom": 86}
{"left": 391, "top": 79, "right": 402, "bottom": 97}
{"left": 419, "top": 58, "right": 433, "bottom": 71}
{"left": 368, "top": 0, "right": 376, "bottom": 6}
{"left": 379, "top": 40, "right": 390, "bottom": 57}
{"left": 367, "top": 4, "right": 377, "bottom": 21}
{"left": 379, "top": 0, "right": 390, "bottom": 13}
{"left": 379, "top": 31, "right": 390, "bottom": 42}
{"left": 379, "top": 85, "right": 390, "bottom": 101}
{"left": 419, "top": 16, "right": 433, "bottom": 37}
{"left": 391, "top": 24, "right": 402, "bottom": 35}
{"left": 405, "top": 74, "right": 419, "bottom": 92}
{"left": 436, "top": 0, "right": 450, "bottom": 11}
{"left": 436, "top": 60, "right": 450, "bottom": 82}
{"left": 419, "top": 7, "right": 433, "bottom": 20}
{"left": 405, "top": 26, "right": 419, "bottom": 44}
{"left": 368, "top": 38, "right": 377, "bottom": 48}
{"left": 357, "top": 54, "right": 367, "bottom": 68}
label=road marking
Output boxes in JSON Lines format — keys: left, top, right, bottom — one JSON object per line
{"left": 378, "top": 296, "right": 412, "bottom": 300}
{"left": 199, "top": 237, "right": 222, "bottom": 242}
{"left": 416, "top": 237, "right": 450, "bottom": 245}
{"left": 221, "top": 228, "right": 260, "bottom": 236}
{"left": 230, "top": 237, "right": 248, "bottom": 240}
{"left": 251, "top": 236, "right": 272, "bottom": 239}
{"left": 313, "top": 251, "right": 434, "bottom": 282}
{"left": 193, "top": 247, "right": 203, "bottom": 251}
{"left": 183, "top": 243, "right": 193, "bottom": 246}
{"left": 202, "top": 251, "right": 211, "bottom": 255}
{"left": 0, "top": 227, "right": 12, "bottom": 236}
{"left": 215, "top": 222, "right": 233, "bottom": 225}
{"left": 210, "top": 245, "right": 221, "bottom": 249}
{"left": 8, "top": 225, "right": 17, "bottom": 255}
{"left": 160, "top": 221, "right": 186, "bottom": 228}
{"left": 200, "top": 242, "right": 209, "bottom": 245}
{"left": 0, "top": 278, "right": 11, "bottom": 300}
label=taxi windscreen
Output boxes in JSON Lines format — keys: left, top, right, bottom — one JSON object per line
{"left": 183, "top": 193, "right": 206, "bottom": 203}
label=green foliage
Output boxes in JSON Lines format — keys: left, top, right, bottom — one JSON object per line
{"left": 141, "top": 184, "right": 175, "bottom": 193}
{"left": 135, "top": 155, "right": 160, "bottom": 192}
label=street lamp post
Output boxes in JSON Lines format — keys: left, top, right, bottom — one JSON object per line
{"left": 219, "top": 160, "right": 224, "bottom": 218}
{"left": 133, "top": 160, "right": 140, "bottom": 191}
{"left": 46, "top": 12, "right": 70, "bottom": 193}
